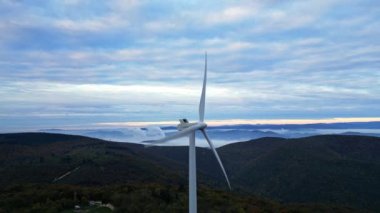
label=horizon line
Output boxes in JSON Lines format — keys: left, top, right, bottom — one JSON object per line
{"left": 2, "top": 117, "right": 380, "bottom": 133}
{"left": 95, "top": 117, "right": 380, "bottom": 127}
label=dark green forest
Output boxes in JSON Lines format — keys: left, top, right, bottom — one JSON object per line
{"left": 0, "top": 133, "right": 379, "bottom": 212}
{"left": 1, "top": 183, "right": 361, "bottom": 213}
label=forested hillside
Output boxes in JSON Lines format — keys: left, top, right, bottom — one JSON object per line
{"left": 0, "top": 133, "right": 379, "bottom": 212}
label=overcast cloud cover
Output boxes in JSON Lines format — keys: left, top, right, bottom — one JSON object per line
{"left": 0, "top": 0, "right": 379, "bottom": 131}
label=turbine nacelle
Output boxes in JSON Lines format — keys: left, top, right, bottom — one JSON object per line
{"left": 177, "top": 119, "right": 207, "bottom": 131}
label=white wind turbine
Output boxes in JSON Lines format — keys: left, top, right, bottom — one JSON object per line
{"left": 144, "top": 53, "right": 231, "bottom": 213}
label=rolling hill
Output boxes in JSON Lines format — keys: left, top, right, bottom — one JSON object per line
{"left": 218, "top": 135, "right": 380, "bottom": 210}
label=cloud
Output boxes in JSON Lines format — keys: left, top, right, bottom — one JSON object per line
{"left": 53, "top": 16, "right": 128, "bottom": 32}
{"left": 204, "top": 6, "right": 256, "bottom": 25}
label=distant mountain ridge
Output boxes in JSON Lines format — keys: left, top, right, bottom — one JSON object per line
{"left": 37, "top": 121, "right": 380, "bottom": 147}
{"left": 159, "top": 121, "right": 380, "bottom": 130}
{"left": 207, "top": 121, "right": 380, "bottom": 130}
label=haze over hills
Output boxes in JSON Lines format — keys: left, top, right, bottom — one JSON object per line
{"left": 37, "top": 121, "right": 380, "bottom": 147}
{"left": 0, "top": 132, "right": 379, "bottom": 212}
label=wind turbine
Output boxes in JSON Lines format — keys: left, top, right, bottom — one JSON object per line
{"left": 144, "top": 53, "right": 231, "bottom": 213}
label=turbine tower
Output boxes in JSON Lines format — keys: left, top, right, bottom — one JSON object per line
{"left": 144, "top": 53, "right": 231, "bottom": 213}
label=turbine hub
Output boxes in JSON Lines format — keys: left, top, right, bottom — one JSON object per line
{"left": 198, "top": 122, "right": 207, "bottom": 129}
{"left": 177, "top": 119, "right": 207, "bottom": 131}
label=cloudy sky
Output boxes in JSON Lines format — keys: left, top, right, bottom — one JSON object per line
{"left": 1, "top": 0, "right": 379, "bottom": 131}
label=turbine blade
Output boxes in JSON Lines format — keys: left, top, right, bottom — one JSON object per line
{"left": 143, "top": 128, "right": 193, "bottom": 144}
{"left": 199, "top": 52, "right": 207, "bottom": 122}
{"left": 201, "top": 129, "right": 231, "bottom": 190}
